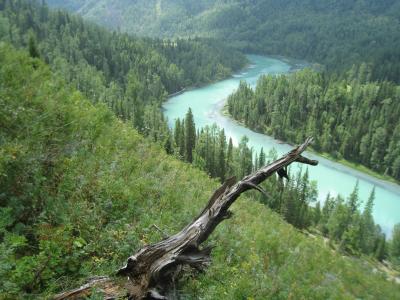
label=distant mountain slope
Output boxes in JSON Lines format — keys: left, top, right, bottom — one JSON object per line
{"left": 47, "top": 0, "right": 400, "bottom": 81}
{"left": 1, "top": 0, "right": 246, "bottom": 145}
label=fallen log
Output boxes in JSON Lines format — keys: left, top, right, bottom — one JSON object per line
{"left": 54, "top": 138, "right": 318, "bottom": 299}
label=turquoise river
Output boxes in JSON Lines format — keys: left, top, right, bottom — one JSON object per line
{"left": 163, "top": 55, "right": 400, "bottom": 236}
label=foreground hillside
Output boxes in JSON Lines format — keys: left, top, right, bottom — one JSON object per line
{"left": 1, "top": 45, "right": 400, "bottom": 299}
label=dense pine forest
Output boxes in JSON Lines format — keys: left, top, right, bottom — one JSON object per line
{"left": 173, "top": 111, "right": 390, "bottom": 260}
{"left": 1, "top": 0, "right": 400, "bottom": 299}
{"left": 47, "top": 0, "right": 400, "bottom": 81}
{"left": 0, "top": 0, "right": 246, "bottom": 138}
{"left": 227, "top": 69, "right": 400, "bottom": 180}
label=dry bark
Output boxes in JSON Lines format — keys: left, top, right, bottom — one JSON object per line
{"left": 54, "top": 138, "right": 318, "bottom": 300}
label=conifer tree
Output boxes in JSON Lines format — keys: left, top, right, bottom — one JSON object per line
{"left": 259, "top": 147, "right": 266, "bottom": 168}
{"left": 314, "top": 201, "right": 321, "bottom": 225}
{"left": 360, "top": 187, "right": 376, "bottom": 254}
{"left": 164, "top": 131, "right": 173, "bottom": 155}
{"left": 390, "top": 224, "right": 400, "bottom": 264}
{"left": 28, "top": 33, "right": 40, "bottom": 58}
{"left": 179, "top": 122, "right": 185, "bottom": 159}
{"left": 184, "top": 108, "right": 196, "bottom": 163}
{"left": 174, "top": 119, "right": 181, "bottom": 148}
{"left": 237, "top": 136, "right": 253, "bottom": 179}
{"left": 217, "top": 129, "right": 226, "bottom": 181}
{"left": 374, "top": 231, "right": 387, "bottom": 261}
{"left": 226, "top": 137, "right": 234, "bottom": 177}
{"left": 348, "top": 181, "right": 360, "bottom": 215}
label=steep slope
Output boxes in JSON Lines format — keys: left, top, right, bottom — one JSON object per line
{"left": 1, "top": 44, "right": 400, "bottom": 299}
{"left": 0, "top": 0, "right": 246, "bottom": 146}
{"left": 47, "top": 0, "right": 400, "bottom": 81}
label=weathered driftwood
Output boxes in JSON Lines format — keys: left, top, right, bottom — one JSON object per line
{"left": 54, "top": 138, "right": 318, "bottom": 300}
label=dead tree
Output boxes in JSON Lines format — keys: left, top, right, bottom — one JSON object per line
{"left": 54, "top": 138, "right": 318, "bottom": 300}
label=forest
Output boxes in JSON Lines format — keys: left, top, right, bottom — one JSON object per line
{"left": 47, "top": 0, "right": 400, "bottom": 82}
{"left": 1, "top": 0, "right": 400, "bottom": 299}
{"left": 1, "top": 41, "right": 400, "bottom": 300}
{"left": 0, "top": 0, "right": 246, "bottom": 136}
{"left": 172, "top": 110, "right": 390, "bottom": 260}
{"left": 227, "top": 68, "right": 400, "bottom": 181}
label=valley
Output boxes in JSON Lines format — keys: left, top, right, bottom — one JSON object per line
{"left": 1, "top": 0, "right": 400, "bottom": 299}
{"left": 164, "top": 55, "right": 400, "bottom": 236}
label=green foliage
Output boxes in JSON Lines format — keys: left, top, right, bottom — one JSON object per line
{"left": 0, "top": 0, "right": 246, "bottom": 140}
{"left": 1, "top": 43, "right": 400, "bottom": 299}
{"left": 47, "top": 0, "right": 400, "bottom": 82}
{"left": 28, "top": 33, "right": 39, "bottom": 58}
{"left": 177, "top": 110, "right": 319, "bottom": 231}
{"left": 184, "top": 108, "right": 196, "bottom": 163}
{"left": 390, "top": 224, "right": 400, "bottom": 265}
{"left": 178, "top": 117, "right": 254, "bottom": 182}
{"left": 317, "top": 185, "right": 388, "bottom": 260}
{"left": 182, "top": 200, "right": 400, "bottom": 300}
{"left": 228, "top": 69, "right": 400, "bottom": 180}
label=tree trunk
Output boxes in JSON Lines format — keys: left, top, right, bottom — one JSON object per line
{"left": 54, "top": 138, "right": 318, "bottom": 300}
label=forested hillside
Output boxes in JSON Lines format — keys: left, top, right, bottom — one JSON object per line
{"left": 0, "top": 0, "right": 246, "bottom": 139}
{"left": 174, "top": 111, "right": 393, "bottom": 262}
{"left": 227, "top": 68, "right": 400, "bottom": 181}
{"left": 2, "top": 43, "right": 400, "bottom": 299}
{"left": 47, "top": 0, "right": 400, "bottom": 81}
{"left": 2, "top": 0, "right": 400, "bottom": 298}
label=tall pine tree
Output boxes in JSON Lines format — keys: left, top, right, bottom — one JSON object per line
{"left": 184, "top": 108, "right": 196, "bottom": 163}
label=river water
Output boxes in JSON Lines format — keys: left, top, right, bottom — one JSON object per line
{"left": 163, "top": 55, "right": 400, "bottom": 236}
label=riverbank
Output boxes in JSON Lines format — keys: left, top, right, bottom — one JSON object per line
{"left": 313, "top": 150, "right": 400, "bottom": 186}
{"left": 221, "top": 105, "right": 399, "bottom": 186}
{"left": 268, "top": 55, "right": 311, "bottom": 72}
{"left": 181, "top": 53, "right": 306, "bottom": 95}
{"left": 164, "top": 54, "right": 400, "bottom": 234}
{"left": 166, "top": 57, "right": 251, "bottom": 100}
